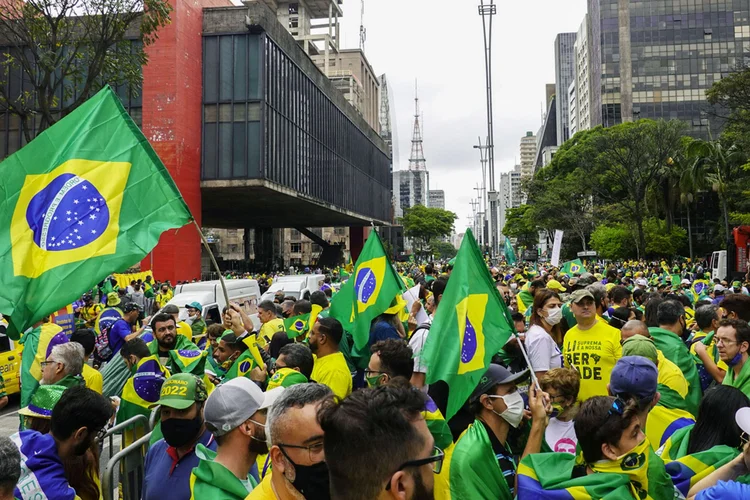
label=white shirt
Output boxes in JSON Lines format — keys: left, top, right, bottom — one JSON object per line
{"left": 409, "top": 316, "right": 433, "bottom": 374}
{"left": 525, "top": 324, "right": 563, "bottom": 372}
{"left": 545, "top": 417, "right": 577, "bottom": 454}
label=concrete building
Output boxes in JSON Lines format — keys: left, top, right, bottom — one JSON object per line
{"left": 393, "top": 169, "right": 430, "bottom": 219}
{"left": 554, "top": 32, "right": 577, "bottom": 145}
{"left": 586, "top": 0, "right": 743, "bottom": 136}
{"left": 535, "top": 94, "right": 557, "bottom": 169}
{"left": 574, "top": 13, "right": 592, "bottom": 133}
{"left": 519, "top": 132, "right": 537, "bottom": 182}
{"left": 510, "top": 164, "right": 523, "bottom": 209}
{"left": 429, "top": 189, "right": 445, "bottom": 210}
{"left": 569, "top": 80, "right": 578, "bottom": 136}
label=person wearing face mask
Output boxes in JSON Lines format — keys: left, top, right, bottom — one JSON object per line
{"left": 246, "top": 383, "right": 334, "bottom": 500}
{"left": 649, "top": 300, "right": 703, "bottom": 414}
{"left": 212, "top": 331, "right": 249, "bottom": 380}
{"left": 191, "top": 379, "right": 284, "bottom": 498}
{"left": 185, "top": 301, "right": 207, "bottom": 340}
{"left": 517, "top": 395, "right": 674, "bottom": 498}
{"left": 448, "top": 364, "right": 549, "bottom": 499}
{"left": 526, "top": 289, "right": 564, "bottom": 379}
{"left": 718, "top": 319, "right": 750, "bottom": 397}
{"left": 142, "top": 374, "right": 214, "bottom": 500}
{"left": 11, "top": 386, "right": 113, "bottom": 500}
{"left": 539, "top": 368, "right": 580, "bottom": 454}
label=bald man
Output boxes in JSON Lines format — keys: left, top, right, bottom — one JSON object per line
{"left": 621, "top": 320, "right": 650, "bottom": 343}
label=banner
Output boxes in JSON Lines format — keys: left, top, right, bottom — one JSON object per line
{"left": 551, "top": 230, "right": 563, "bottom": 267}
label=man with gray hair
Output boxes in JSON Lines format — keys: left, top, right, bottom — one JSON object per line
{"left": 40, "top": 343, "right": 85, "bottom": 388}
{"left": 0, "top": 437, "right": 20, "bottom": 500}
{"left": 247, "top": 383, "right": 333, "bottom": 500}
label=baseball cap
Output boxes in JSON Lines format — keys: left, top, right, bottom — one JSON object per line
{"left": 635, "top": 278, "right": 648, "bottom": 287}
{"left": 714, "top": 284, "right": 726, "bottom": 292}
{"left": 107, "top": 292, "right": 121, "bottom": 307}
{"left": 735, "top": 407, "right": 750, "bottom": 435}
{"left": 610, "top": 356, "right": 658, "bottom": 400}
{"left": 267, "top": 367, "right": 308, "bottom": 390}
{"left": 162, "top": 304, "right": 179, "bottom": 315}
{"left": 185, "top": 301, "right": 202, "bottom": 311}
{"left": 733, "top": 281, "right": 742, "bottom": 288}
{"left": 621, "top": 335, "right": 658, "bottom": 364}
{"left": 469, "top": 364, "right": 529, "bottom": 402}
{"left": 569, "top": 289, "right": 595, "bottom": 304}
{"left": 546, "top": 279, "right": 566, "bottom": 292}
{"left": 151, "top": 373, "right": 207, "bottom": 410}
{"left": 681, "top": 279, "right": 691, "bottom": 286}
{"left": 123, "top": 302, "right": 141, "bottom": 314}
{"left": 19, "top": 384, "right": 66, "bottom": 419}
{"left": 204, "top": 378, "right": 278, "bottom": 436}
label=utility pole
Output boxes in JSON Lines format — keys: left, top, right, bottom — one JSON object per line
{"left": 478, "top": 0, "right": 497, "bottom": 256}
{"left": 473, "top": 137, "right": 489, "bottom": 251}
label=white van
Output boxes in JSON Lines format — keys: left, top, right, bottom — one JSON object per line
{"left": 260, "top": 274, "right": 325, "bottom": 302}
{"left": 167, "top": 279, "right": 262, "bottom": 331}
{"left": 711, "top": 250, "right": 727, "bottom": 281}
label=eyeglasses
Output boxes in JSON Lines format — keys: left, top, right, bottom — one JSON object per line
{"left": 716, "top": 337, "right": 737, "bottom": 346}
{"left": 278, "top": 441, "right": 325, "bottom": 462}
{"left": 385, "top": 446, "right": 445, "bottom": 490}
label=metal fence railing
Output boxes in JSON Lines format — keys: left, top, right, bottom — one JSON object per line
{"left": 100, "top": 414, "right": 154, "bottom": 500}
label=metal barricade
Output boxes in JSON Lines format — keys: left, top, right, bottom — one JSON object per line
{"left": 102, "top": 431, "right": 152, "bottom": 500}
{"left": 100, "top": 414, "right": 151, "bottom": 500}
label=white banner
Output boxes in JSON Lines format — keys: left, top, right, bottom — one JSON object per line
{"left": 551, "top": 230, "right": 564, "bottom": 267}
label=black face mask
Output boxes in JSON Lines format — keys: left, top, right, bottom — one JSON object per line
{"left": 281, "top": 448, "right": 331, "bottom": 500}
{"left": 161, "top": 414, "right": 203, "bottom": 448}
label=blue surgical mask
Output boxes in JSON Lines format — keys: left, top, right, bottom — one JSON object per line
{"left": 727, "top": 352, "right": 744, "bottom": 367}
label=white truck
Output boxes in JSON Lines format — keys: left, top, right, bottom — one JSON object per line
{"left": 167, "top": 279, "right": 262, "bottom": 330}
{"left": 260, "top": 274, "right": 325, "bottom": 302}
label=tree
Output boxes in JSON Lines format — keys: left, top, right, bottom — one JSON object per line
{"left": 502, "top": 205, "right": 538, "bottom": 249}
{"left": 429, "top": 239, "right": 457, "bottom": 259}
{"left": 687, "top": 138, "right": 746, "bottom": 245}
{"left": 706, "top": 65, "right": 750, "bottom": 147}
{"left": 399, "top": 205, "right": 456, "bottom": 257}
{"left": 590, "top": 218, "right": 686, "bottom": 259}
{"left": 0, "top": 0, "right": 171, "bottom": 142}
{"left": 590, "top": 223, "right": 632, "bottom": 260}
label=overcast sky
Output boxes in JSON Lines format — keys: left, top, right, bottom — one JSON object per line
{"left": 336, "top": 0, "right": 588, "bottom": 231}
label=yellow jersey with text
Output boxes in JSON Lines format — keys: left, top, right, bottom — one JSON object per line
{"left": 563, "top": 321, "right": 622, "bottom": 401}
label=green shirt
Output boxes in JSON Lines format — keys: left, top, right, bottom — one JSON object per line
{"left": 723, "top": 359, "right": 750, "bottom": 398}
{"left": 190, "top": 443, "right": 258, "bottom": 500}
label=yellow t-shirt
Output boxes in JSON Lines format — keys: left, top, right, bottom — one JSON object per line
{"left": 258, "top": 318, "right": 285, "bottom": 348}
{"left": 690, "top": 332, "right": 728, "bottom": 371}
{"left": 657, "top": 350, "right": 688, "bottom": 398}
{"left": 176, "top": 321, "right": 193, "bottom": 340}
{"left": 82, "top": 363, "right": 103, "bottom": 394}
{"left": 563, "top": 321, "right": 622, "bottom": 402}
{"left": 311, "top": 352, "right": 352, "bottom": 401}
{"left": 245, "top": 473, "right": 275, "bottom": 500}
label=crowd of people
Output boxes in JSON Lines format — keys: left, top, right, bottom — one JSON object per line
{"left": 5, "top": 258, "right": 750, "bottom": 499}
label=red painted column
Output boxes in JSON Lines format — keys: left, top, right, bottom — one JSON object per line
{"left": 350, "top": 227, "right": 371, "bottom": 262}
{"left": 139, "top": 0, "right": 230, "bottom": 282}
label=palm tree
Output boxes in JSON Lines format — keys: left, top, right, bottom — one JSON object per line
{"left": 687, "top": 138, "right": 746, "bottom": 245}
{"left": 678, "top": 158, "right": 699, "bottom": 258}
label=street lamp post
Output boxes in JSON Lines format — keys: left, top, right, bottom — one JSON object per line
{"left": 478, "top": 0, "right": 497, "bottom": 257}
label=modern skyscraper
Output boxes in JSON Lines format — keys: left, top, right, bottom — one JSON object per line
{"left": 573, "top": 14, "right": 591, "bottom": 133}
{"left": 587, "top": 0, "right": 745, "bottom": 136}
{"left": 510, "top": 164, "right": 523, "bottom": 208}
{"left": 554, "top": 32, "right": 577, "bottom": 145}
{"left": 519, "top": 131, "right": 537, "bottom": 182}
{"left": 429, "top": 190, "right": 445, "bottom": 209}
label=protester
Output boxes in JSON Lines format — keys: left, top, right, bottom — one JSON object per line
{"left": 105, "top": 302, "right": 142, "bottom": 359}
{"left": 409, "top": 278, "right": 447, "bottom": 389}
{"left": 318, "top": 384, "right": 440, "bottom": 500}
{"left": 516, "top": 279, "right": 543, "bottom": 316}
{"left": 185, "top": 301, "right": 207, "bottom": 339}
{"left": 70, "top": 329, "right": 103, "bottom": 393}
{"left": 79, "top": 294, "right": 103, "bottom": 328}
{"left": 0, "top": 437, "right": 20, "bottom": 500}
{"left": 449, "top": 365, "right": 549, "bottom": 498}
{"left": 719, "top": 294, "right": 750, "bottom": 322}
{"left": 204, "top": 323, "right": 226, "bottom": 374}
{"left": 717, "top": 319, "right": 750, "bottom": 396}
{"left": 525, "top": 289, "right": 564, "bottom": 378}
{"left": 562, "top": 289, "right": 622, "bottom": 401}
{"left": 149, "top": 312, "right": 204, "bottom": 375}
{"left": 274, "top": 343, "right": 314, "bottom": 381}
{"left": 211, "top": 331, "right": 248, "bottom": 382}
{"left": 18, "top": 384, "right": 66, "bottom": 434}
{"left": 691, "top": 304, "right": 726, "bottom": 389}
{"left": 142, "top": 374, "right": 213, "bottom": 500}
{"left": 192, "top": 379, "right": 283, "bottom": 498}
{"left": 162, "top": 304, "right": 193, "bottom": 340}
{"left": 308, "top": 317, "right": 352, "bottom": 400}
{"left": 40, "top": 342, "right": 85, "bottom": 388}
{"left": 539, "top": 368, "right": 579, "bottom": 454}
{"left": 257, "top": 300, "right": 285, "bottom": 347}
{"left": 246, "top": 383, "right": 333, "bottom": 499}
{"left": 155, "top": 284, "right": 173, "bottom": 310}
{"left": 12, "top": 386, "right": 112, "bottom": 500}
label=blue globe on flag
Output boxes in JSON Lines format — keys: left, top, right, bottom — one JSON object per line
{"left": 461, "top": 318, "right": 478, "bottom": 364}
{"left": 355, "top": 267, "right": 377, "bottom": 305}
{"left": 133, "top": 359, "right": 166, "bottom": 403}
{"left": 26, "top": 174, "right": 110, "bottom": 251}
{"left": 571, "top": 264, "right": 581, "bottom": 273}
{"left": 294, "top": 320, "right": 305, "bottom": 330}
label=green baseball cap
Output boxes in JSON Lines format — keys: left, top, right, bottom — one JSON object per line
{"left": 151, "top": 373, "right": 207, "bottom": 410}
{"left": 19, "top": 384, "right": 67, "bottom": 419}
{"left": 622, "top": 335, "right": 658, "bottom": 364}
{"left": 267, "top": 368, "right": 308, "bottom": 390}
{"left": 185, "top": 301, "right": 202, "bottom": 311}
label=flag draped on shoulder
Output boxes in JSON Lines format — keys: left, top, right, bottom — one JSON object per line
{"left": 560, "top": 259, "right": 584, "bottom": 275}
{"left": 0, "top": 86, "right": 192, "bottom": 338}
{"left": 118, "top": 355, "right": 169, "bottom": 424}
{"left": 283, "top": 304, "right": 322, "bottom": 339}
{"left": 329, "top": 230, "right": 405, "bottom": 349}
{"left": 503, "top": 238, "right": 516, "bottom": 265}
{"left": 422, "top": 229, "right": 515, "bottom": 419}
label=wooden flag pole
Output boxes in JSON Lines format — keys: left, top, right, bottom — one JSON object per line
{"left": 192, "top": 219, "right": 230, "bottom": 309}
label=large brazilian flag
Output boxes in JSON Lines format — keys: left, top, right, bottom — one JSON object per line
{"left": 422, "top": 229, "right": 515, "bottom": 419}
{"left": 0, "top": 86, "right": 192, "bottom": 338}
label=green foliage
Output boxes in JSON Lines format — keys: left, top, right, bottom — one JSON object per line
{"left": 590, "top": 224, "right": 632, "bottom": 260}
{"left": 590, "top": 218, "right": 686, "bottom": 259}
{"left": 502, "top": 205, "right": 537, "bottom": 249}
{"left": 400, "top": 205, "right": 457, "bottom": 256}
{"left": 643, "top": 218, "right": 687, "bottom": 256}
{"left": 429, "top": 239, "right": 457, "bottom": 259}
{"left": 0, "top": 0, "right": 172, "bottom": 143}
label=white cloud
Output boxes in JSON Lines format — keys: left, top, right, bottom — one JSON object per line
{"left": 337, "top": 0, "right": 587, "bottom": 229}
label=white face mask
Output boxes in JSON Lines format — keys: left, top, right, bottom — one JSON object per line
{"left": 544, "top": 306, "right": 563, "bottom": 326}
{"left": 488, "top": 391, "right": 525, "bottom": 428}
{"left": 510, "top": 283, "right": 518, "bottom": 291}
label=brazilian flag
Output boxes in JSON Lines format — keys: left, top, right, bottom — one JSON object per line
{"left": 0, "top": 86, "right": 192, "bottom": 338}
{"left": 283, "top": 304, "right": 322, "bottom": 339}
{"left": 330, "top": 230, "right": 405, "bottom": 349}
{"left": 421, "top": 229, "right": 515, "bottom": 419}
{"left": 560, "top": 259, "right": 584, "bottom": 276}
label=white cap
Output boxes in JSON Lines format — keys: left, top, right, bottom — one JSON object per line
{"left": 736, "top": 407, "right": 750, "bottom": 434}
{"left": 714, "top": 284, "right": 726, "bottom": 292}
{"left": 636, "top": 278, "right": 648, "bottom": 286}
{"left": 260, "top": 386, "right": 285, "bottom": 410}
{"left": 681, "top": 279, "right": 691, "bottom": 285}
{"left": 205, "top": 378, "right": 266, "bottom": 436}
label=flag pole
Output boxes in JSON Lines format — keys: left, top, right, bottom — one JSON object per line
{"left": 192, "top": 219, "right": 230, "bottom": 309}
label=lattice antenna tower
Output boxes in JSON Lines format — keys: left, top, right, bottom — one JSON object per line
{"left": 408, "top": 81, "right": 427, "bottom": 171}
{"left": 359, "top": 0, "right": 366, "bottom": 51}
